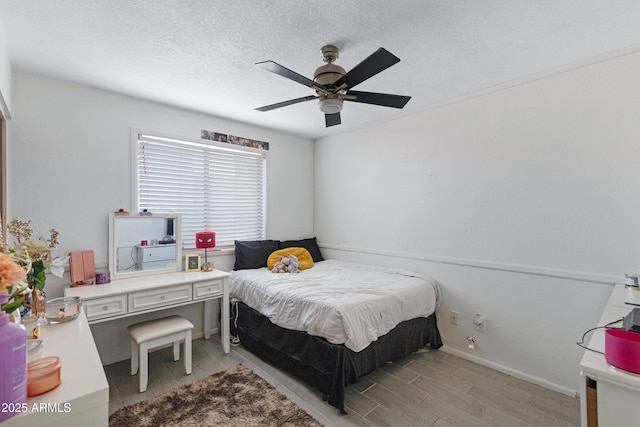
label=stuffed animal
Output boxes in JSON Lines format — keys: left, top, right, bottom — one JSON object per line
{"left": 286, "top": 254, "right": 300, "bottom": 273}
{"left": 271, "top": 256, "right": 289, "bottom": 273}
{"left": 271, "top": 254, "right": 301, "bottom": 274}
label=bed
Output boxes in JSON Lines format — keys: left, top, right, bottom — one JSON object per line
{"left": 230, "top": 238, "right": 443, "bottom": 413}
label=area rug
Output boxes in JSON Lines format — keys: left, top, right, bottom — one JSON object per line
{"left": 109, "top": 364, "right": 323, "bottom": 427}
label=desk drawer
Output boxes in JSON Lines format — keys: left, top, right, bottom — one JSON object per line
{"left": 84, "top": 295, "right": 127, "bottom": 320}
{"left": 193, "top": 279, "right": 223, "bottom": 300}
{"left": 128, "top": 284, "right": 192, "bottom": 312}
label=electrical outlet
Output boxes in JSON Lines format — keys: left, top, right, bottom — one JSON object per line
{"left": 466, "top": 336, "right": 475, "bottom": 349}
{"left": 474, "top": 314, "right": 485, "bottom": 332}
{"left": 450, "top": 310, "right": 459, "bottom": 325}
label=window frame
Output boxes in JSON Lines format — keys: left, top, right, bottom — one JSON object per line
{"left": 130, "top": 129, "right": 267, "bottom": 249}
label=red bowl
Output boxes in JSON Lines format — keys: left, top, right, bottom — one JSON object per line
{"left": 605, "top": 329, "right": 640, "bottom": 374}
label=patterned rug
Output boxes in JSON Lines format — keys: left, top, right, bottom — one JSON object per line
{"left": 109, "top": 364, "right": 323, "bottom": 427}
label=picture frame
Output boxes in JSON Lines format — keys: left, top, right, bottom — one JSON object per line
{"left": 203, "top": 130, "right": 269, "bottom": 151}
{"left": 184, "top": 254, "right": 201, "bottom": 272}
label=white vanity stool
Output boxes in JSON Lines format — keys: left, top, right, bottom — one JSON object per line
{"left": 128, "top": 315, "right": 194, "bottom": 392}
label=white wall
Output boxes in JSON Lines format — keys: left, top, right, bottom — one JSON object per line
{"left": 314, "top": 47, "right": 640, "bottom": 395}
{"left": 6, "top": 71, "right": 314, "bottom": 363}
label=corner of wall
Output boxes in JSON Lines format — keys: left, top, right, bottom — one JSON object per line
{"left": 0, "top": 28, "right": 12, "bottom": 119}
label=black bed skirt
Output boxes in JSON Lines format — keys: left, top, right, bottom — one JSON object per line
{"left": 234, "top": 302, "right": 443, "bottom": 413}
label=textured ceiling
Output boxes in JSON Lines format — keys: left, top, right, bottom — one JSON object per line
{"left": 2, "top": 1, "right": 640, "bottom": 139}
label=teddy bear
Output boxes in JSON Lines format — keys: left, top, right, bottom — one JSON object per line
{"left": 286, "top": 254, "right": 300, "bottom": 273}
{"left": 271, "top": 255, "right": 290, "bottom": 273}
{"left": 271, "top": 254, "right": 301, "bottom": 273}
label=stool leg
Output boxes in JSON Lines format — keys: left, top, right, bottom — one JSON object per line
{"left": 139, "top": 342, "right": 149, "bottom": 393}
{"left": 130, "top": 338, "right": 139, "bottom": 375}
{"left": 173, "top": 341, "right": 180, "bottom": 362}
{"left": 185, "top": 330, "right": 192, "bottom": 375}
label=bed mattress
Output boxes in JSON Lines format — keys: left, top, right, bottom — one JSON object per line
{"left": 230, "top": 259, "right": 441, "bottom": 352}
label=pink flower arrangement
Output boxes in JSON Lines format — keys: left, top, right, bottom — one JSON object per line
{"left": 0, "top": 252, "right": 28, "bottom": 314}
{"left": 1, "top": 216, "right": 64, "bottom": 315}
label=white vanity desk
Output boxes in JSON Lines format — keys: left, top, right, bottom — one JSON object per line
{"left": 2, "top": 311, "right": 109, "bottom": 427}
{"left": 65, "top": 269, "right": 231, "bottom": 354}
{"left": 579, "top": 284, "right": 640, "bottom": 426}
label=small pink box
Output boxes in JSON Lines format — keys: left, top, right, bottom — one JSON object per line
{"left": 605, "top": 329, "right": 640, "bottom": 374}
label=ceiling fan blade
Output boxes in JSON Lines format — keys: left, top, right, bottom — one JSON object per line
{"left": 255, "top": 95, "right": 318, "bottom": 112}
{"left": 333, "top": 48, "right": 400, "bottom": 90}
{"left": 325, "top": 112, "right": 341, "bottom": 127}
{"left": 345, "top": 90, "right": 411, "bottom": 109}
{"left": 256, "top": 60, "right": 326, "bottom": 91}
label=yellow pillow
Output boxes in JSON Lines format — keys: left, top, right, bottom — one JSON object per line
{"left": 267, "top": 247, "right": 314, "bottom": 271}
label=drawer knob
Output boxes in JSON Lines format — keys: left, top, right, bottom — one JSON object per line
{"left": 207, "top": 288, "right": 212, "bottom": 292}
{"left": 161, "top": 296, "right": 165, "bottom": 300}
{"left": 102, "top": 306, "right": 108, "bottom": 311}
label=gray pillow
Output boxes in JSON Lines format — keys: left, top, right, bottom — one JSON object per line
{"left": 279, "top": 237, "right": 324, "bottom": 262}
{"left": 233, "top": 240, "right": 280, "bottom": 270}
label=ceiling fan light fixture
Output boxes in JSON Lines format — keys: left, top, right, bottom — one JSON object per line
{"left": 255, "top": 45, "right": 410, "bottom": 127}
{"left": 318, "top": 97, "right": 343, "bottom": 114}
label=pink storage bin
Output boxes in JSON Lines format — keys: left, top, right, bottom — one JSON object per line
{"left": 605, "top": 329, "right": 640, "bottom": 374}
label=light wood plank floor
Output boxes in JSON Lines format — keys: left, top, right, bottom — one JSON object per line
{"left": 105, "top": 336, "right": 580, "bottom": 427}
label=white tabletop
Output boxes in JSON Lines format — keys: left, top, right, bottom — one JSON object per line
{"left": 66, "top": 269, "right": 230, "bottom": 300}
{"left": 580, "top": 285, "right": 640, "bottom": 389}
{"left": 3, "top": 311, "right": 109, "bottom": 426}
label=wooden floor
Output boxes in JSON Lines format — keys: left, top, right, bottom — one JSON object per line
{"left": 106, "top": 336, "right": 580, "bottom": 427}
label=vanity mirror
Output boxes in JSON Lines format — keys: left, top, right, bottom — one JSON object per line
{"left": 108, "top": 213, "right": 182, "bottom": 280}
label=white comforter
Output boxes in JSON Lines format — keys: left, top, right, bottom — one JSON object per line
{"left": 230, "top": 259, "right": 441, "bottom": 352}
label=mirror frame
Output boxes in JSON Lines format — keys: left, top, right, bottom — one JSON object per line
{"left": 108, "top": 212, "right": 182, "bottom": 280}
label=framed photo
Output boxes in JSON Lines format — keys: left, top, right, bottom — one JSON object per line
{"left": 184, "top": 254, "right": 201, "bottom": 272}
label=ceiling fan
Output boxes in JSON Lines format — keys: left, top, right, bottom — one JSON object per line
{"left": 254, "top": 44, "right": 411, "bottom": 127}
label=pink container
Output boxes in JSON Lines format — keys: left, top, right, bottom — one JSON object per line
{"left": 605, "top": 329, "right": 640, "bottom": 374}
{"left": 27, "top": 356, "right": 61, "bottom": 397}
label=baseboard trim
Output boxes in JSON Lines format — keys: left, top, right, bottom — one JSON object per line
{"left": 441, "top": 345, "right": 579, "bottom": 398}
{"left": 319, "top": 243, "right": 618, "bottom": 285}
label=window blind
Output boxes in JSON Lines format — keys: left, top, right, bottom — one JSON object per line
{"left": 136, "top": 134, "right": 266, "bottom": 248}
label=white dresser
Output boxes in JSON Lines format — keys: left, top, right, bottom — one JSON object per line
{"left": 65, "top": 269, "right": 231, "bottom": 353}
{"left": 579, "top": 284, "right": 640, "bottom": 426}
{"left": 136, "top": 244, "right": 176, "bottom": 270}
